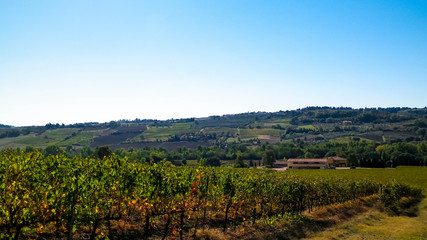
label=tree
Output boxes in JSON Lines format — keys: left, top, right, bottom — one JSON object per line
{"left": 149, "top": 150, "right": 167, "bottom": 163}
{"left": 81, "top": 146, "right": 94, "bottom": 158}
{"left": 207, "top": 156, "right": 221, "bottom": 167}
{"left": 262, "top": 150, "right": 276, "bottom": 168}
{"left": 199, "top": 158, "right": 208, "bottom": 167}
{"left": 114, "top": 148, "right": 126, "bottom": 158}
{"left": 44, "top": 145, "right": 63, "bottom": 156}
{"left": 234, "top": 153, "right": 246, "bottom": 168}
{"left": 24, "top": 146, "right": 35, "bottom": 153}
{"left": 94, "top": 146, "right": 112, "bottom": 159}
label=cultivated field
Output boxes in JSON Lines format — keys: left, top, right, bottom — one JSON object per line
{"left": 286, "top": 167, "right": 427, "bottom": 190}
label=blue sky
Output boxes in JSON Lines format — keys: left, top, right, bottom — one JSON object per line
{"left": 0, "top": 0, "right": 426, "bottom": 126}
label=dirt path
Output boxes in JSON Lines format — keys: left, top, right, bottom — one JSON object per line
{"left": 303, "top": 197, "right": 427, "bottom": 240}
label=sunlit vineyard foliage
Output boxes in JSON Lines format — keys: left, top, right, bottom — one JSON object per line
{"left": 285, "top": 167, "right": 427, "bottom": 190}
{"left": 0, "top": 150, "right": 422, "bottom": 239}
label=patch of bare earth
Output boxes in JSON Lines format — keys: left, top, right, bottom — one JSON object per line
{"left": 257, "top": 135, "right": 271, "bottom": 140}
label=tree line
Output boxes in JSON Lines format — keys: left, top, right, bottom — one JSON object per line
{"left": 14, "top": 139, "right": 427, "bottom": 168}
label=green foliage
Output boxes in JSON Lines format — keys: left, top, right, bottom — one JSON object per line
{"left": 206, "top": 156, "right": 221, "bottom": 167}
{"left": 141, "top": 122, "right": 196, "bottom": 141}
{"left": 297, "top": 125, "right": 316, "bottom": 130}
{"left": 287, "top": 167, "right": 427, "bottom": 190}
{"left": 44, "top": 145, "right": 63, "bottom": 156}
{"left": 80, "top": 146, "right": 94, "bottom": 158}
{"left": 94, "top": 146, "right": 112, "bottom": 159}
{"left": 0, "top": 129, "right": 20, "bottom": 138}
{"left": 262, "top": 150, "right": 276, "bottom": 167}
{"left": 199, "top": 157, "right": 207, "bottom": 167}
{"left": 234, "top": 153, "right": 246, "bottom": 168}
{"left": 24, "top": 146, "right": 35, "bottom": 153}
{"left": 59, "top": 130, "right": 103, "bottom": 146}
{"left": 380, "top": 181, "right": 423, "bottom": 214}
{"left": 8, "top": 138, "right": 427, "bottom": 169}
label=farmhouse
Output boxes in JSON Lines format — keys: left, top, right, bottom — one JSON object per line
{"left": 287, "top": 159, "right": 329, "bottom": 169}
{"left": 273, "top": 160, "right": 288, "bottom": 168}
{"left": 327, "top": 156, "right": 348, "bottom": 167}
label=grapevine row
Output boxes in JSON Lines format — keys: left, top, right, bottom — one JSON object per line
{"left": 0, "top": 150, "right": 414, "bottom": 239}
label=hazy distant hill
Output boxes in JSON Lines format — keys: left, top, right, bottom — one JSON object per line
{"left": 0, "top": 124, "right": 12, "bottom": 129}
{"left": 0, "top": 107, "right": 426, "bottom": 150}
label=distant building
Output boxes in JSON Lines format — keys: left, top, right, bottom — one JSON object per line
{"left": 273, "top": 160, "right": 288, "bottom": 168}
{"left": 287, "top": 159, "right": 329, "bottom": 169}
{"left": 327, "top": 156, "right": 348, "bottom": 167}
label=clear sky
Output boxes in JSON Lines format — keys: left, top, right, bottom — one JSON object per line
{"left": 1, "top": 0, "right": 426, "bottom": 126}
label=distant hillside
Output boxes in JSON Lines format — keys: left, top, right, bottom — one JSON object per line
{"left": 0, "top": 124, "right": 12, "bottom": 129}
{"left": 0, "top": 107, "right": 426, "bottom": 151}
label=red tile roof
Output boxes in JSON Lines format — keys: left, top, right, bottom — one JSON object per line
{"left": 288, "top": 159, "right": 328, "bottom": 163}
{"left": 291, "top": 164, "right": 328, "bottom": 167}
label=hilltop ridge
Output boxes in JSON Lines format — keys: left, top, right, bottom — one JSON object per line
{"left": 0, "top": 107, "right": 426, "bottom": 151}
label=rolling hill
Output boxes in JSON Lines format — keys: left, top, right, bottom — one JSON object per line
{"left": 1, "top": 107, "right": 426, "bottom": 151}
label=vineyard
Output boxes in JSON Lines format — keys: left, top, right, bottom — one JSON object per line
{"left": 0, "top": 150, "right": 423, "bottom": 240}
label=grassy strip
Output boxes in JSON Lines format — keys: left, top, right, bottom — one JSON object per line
{"left": 197, "top": 193, "right": 425, "bottom": 240}
{"left": 196, "top": 196, "right": 381, "bottom": 240}
{"left": 303, "top": 196, "right": 427, "bottom": 240}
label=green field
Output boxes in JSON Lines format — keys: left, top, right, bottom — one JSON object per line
{"left": 304, "top": 198, "right": 427, "bottom": 240}
{"left": 248, "top": 118, "right": 292, "bottom": 129}
{"left": 300, "top": 167, "right": 427, "bottom": 240}
{"left": 0, "top": 128, "right": 100, "bottom": 148}
{"left": 297, "top": 124, "right": 316, "bottom": 130}
{"left": 13, "top": 128, "right": 81, "bottom": 147}
{"left": 185, "top": 159, "right": 199, "bottom": 167}
{"left": 0, "top": 134, "right": 34, "bottom": 149}
{"left": 202, "top": 127, "right": 238, "bottom": 135}
{"left": 330, "top": 136, "right": 377, "bottom": 143}
{"left": 14, "top": 134, "right": 52, "bottom": 146}
{"left": 263, "top": 118, "right": 292, "bottom": 128}
{"left": 139, "top": 122, "right": 197, "bottom": 141}
{"left": 225, "top": 137, "right": 239, "bottom": 143}
{"left": 239, "top": 128, "right": 284, "bottom": 139}
{"left": 286, "top": 166, "right": 427, "bottom": 189}
{"left": 58, "top": 130, "right": 103, "bottom": 146}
